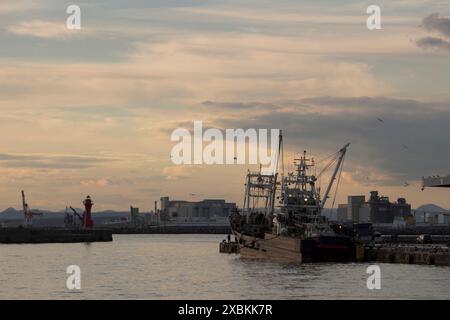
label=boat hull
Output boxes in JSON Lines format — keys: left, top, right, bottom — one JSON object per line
{"left": 234, "top": 232, "right": 353, "bottom": 264}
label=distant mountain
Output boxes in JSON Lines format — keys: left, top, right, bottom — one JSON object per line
{"left": 0, "top": 207, "right": 22, "bottom": 219}
{"left": 415, "top": 204, "right": 449, "bottom": 213}
{"left": 0, "top": 207, "right": 21, "bottom": 215}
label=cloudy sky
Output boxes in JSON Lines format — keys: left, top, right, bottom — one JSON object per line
{"left": 1, "top": 0, "right": 450, "bottom": 211}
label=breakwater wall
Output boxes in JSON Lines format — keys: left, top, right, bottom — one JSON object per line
{"left": 0, "top": 228, "right": 113, "bottom": 244}
{"left": 109, "top": 225, "right": 232, "bottom": 234}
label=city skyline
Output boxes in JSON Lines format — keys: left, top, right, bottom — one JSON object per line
{"left": 1, "top": 0, "right": 450, "bottom": 211}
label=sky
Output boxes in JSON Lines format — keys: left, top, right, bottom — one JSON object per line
{"left": 1, "top": 0, "right": 450, "bottom": 211}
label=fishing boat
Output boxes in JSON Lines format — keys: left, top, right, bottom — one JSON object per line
{"left": 230, "top": 133, "right": 353, "bottom": 263}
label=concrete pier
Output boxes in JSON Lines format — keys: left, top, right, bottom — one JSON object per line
{"left": 222, "top": 240, "right": 450, "bottom": 266}
{"left": 365, "top": 244, "right": 450, "bottom": 266}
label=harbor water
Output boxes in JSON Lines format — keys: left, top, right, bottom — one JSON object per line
{"left": 0, "top": 234, "right": 449, "bottom": 299}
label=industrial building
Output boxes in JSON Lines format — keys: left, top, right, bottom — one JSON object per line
{"left": 128, "top": 206, "right": 160, "bottom": 227}
{"left": 422, "top": 212, "right": 450, "bottom": 225}
{"left": 337, "top": 191, "right": 411, "bottom": 224}
{"left": 160, "top": 197, "right": 236, "bottom": 222}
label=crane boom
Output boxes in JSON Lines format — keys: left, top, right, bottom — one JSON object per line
{"left": 69, "top": 206, "right": 84, "bottom": 221}
{"left": 22, "top": 190, "right": 31, "bottom": 226}
{"left": 20, "top": 191, "right": 43, "bottom": 227}
{"left": 320, "top": 143, "right": 350, "bottom": 209}
{"left": 21, "top": 190, "right": 27, "bottom": 212}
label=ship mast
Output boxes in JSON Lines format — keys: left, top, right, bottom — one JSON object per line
{"left": 242, "top": 131, "right": 283, "bottom": 218}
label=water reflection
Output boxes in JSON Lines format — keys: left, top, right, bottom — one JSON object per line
{"left": 0, "top": 234, "right": 449, "bottom": 299}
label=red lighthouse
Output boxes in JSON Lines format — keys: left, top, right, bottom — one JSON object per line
{"left": 83, "top": 195, "right": 94, "bottom": 229}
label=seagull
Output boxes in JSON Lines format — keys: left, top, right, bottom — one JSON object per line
{"left": 402, "top": 145, "right": 409, "bottom": 150}
{"left": 377, "top": 118, "right": 384, "bottom": 123}
{"left": 403, "top": 182, "right": 409, "bottom": 187}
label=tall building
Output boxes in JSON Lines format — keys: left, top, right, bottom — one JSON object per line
{"left": 160, "top": 197, "right": 236, "bottom": 222}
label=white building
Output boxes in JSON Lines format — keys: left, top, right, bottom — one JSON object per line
{"left": 160, "top": 197, "right": 236, "bottom": 223}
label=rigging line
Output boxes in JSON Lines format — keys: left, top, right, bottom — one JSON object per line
{"left": 331, "top": 153, "right": 346, "bottom": 209}
{"left": 318, "top": 152, "right": 339, "bottom": 173}
{"left": 315, "top": 150, "right": 340, "bottom": 165}
{"left": 315, "top": 150, "right": 339, "bottom": 163}
{"left": 317, "top": 155, "right": 339, "bottom": 178}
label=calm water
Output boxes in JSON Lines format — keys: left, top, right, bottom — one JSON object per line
{"left": 0, "top": 234, "right": 449, "bottom": 300}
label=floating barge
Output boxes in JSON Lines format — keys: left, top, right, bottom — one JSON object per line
{"left": 0, "top": 228, "right": 113, "bottom": 244}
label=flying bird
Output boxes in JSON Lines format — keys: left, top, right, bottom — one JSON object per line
{"left": 377, "top": 118, "right": 384, "bottom": 123}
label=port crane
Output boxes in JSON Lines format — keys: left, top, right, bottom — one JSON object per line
{"left": 69, "top": 206, "right": 84, "bottom": 221}
{"left": 64, "top": 206, "right": 84, "bottom": 228}
{"left": 21, "top": 190, "right": 42, "bottom": 227}
{"left": 64, "top": 196, "right": 94, "bottom": 229}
